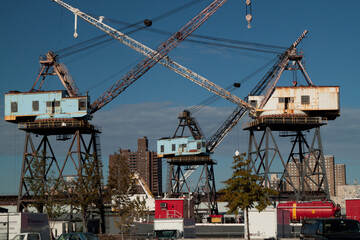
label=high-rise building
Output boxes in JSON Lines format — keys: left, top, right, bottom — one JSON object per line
{"left": 109, "top": 136, "right": 162, "bottom": 195}
{"left": 285, "top": 155, "right": 346, "bottom": 196}
{"left": 335, "top": 164, "right": 346, "bottom": 195}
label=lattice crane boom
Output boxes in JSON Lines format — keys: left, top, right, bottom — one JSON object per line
{"left": 258, "top": 30, "right": 310, "bottom": 109}
{"left": 206, "top": 30, "right": 310, "bottom": 153}
{"left": 179, "top": 30, "right": 310, "bottom": 184}
{"left": 53, "top": 0, "right": 255, "bottom": 114}
{"left": 31, "top": 50, "right": 81, "bottom": 97}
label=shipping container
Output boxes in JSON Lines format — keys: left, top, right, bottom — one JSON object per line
{"left": 155, "top": 198, "right": 192, "bottom": 219}
{"left": 346, "top": 198, "right": 360, "bottom": 222}
{"left": 245, "top": 206, "right": 291, "bottom": 239}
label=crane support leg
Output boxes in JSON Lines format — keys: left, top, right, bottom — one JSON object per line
{"left": 17, "top": 126, "right": 105, "bottom": 233}
{"left": 247, "top": 126, "right": 330, "bottom": 201}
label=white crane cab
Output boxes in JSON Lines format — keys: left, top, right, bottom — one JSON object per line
{"left": 249, "top": 86, "right": 340, "bottom": 120}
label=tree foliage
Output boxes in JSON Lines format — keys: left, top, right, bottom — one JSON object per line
{"left": 220, "top": 153, "right": 278, "bottom": 240}
{"left": 108, "top": 149, "right": 143, "bottom": 238}
{"left": 69, "top": 153, "right": 104, "bottom": 232}
{"left": 26, "top": 150, "right": 66, "bottom": 238}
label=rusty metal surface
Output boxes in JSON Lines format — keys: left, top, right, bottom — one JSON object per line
{"left": 18, "top": 119, "right": 101, "bottom": 135}
{"left": 243, "top": 116, "right": 327, "bottom": 131}
{"left": 167, "top": 155, "right": 215, "bottom": 165}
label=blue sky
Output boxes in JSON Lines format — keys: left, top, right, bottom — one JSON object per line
{"left": 1, "top": 0, "right": 360, "bottom": 194}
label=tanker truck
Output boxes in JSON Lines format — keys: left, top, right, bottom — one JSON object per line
{"left": 277, "top": 201, "right": 341, "bottom": 222}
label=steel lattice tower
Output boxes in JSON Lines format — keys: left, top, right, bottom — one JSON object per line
{"left": 17, "top": 119, "right": 105, "bottom": 233}
{"left": 244, "top": 117, "right": 330, "bottom": 201}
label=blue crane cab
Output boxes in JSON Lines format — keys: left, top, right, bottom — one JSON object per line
{"left": 157, "top": 136, "right": 207, "bottom": 158}
{"left": 4, "top": 90, "right": 91, "bottom": 123}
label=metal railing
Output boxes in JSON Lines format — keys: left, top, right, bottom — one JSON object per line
{"left": 243, "top": 116, "right": 327, "bottom": 129}
{"left": 18, "top": 120, "right": 101, "bottom": 132}
{"left": 166, "top": 210, "right": 183, "bottom": 218}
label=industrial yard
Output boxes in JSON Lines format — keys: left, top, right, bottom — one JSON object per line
{"left": 1, "top": 1, "right": 360, "bottom": 239}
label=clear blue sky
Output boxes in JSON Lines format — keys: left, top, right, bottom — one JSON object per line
{"left": 1, "top": 0, "right": 360, "bottom": 195}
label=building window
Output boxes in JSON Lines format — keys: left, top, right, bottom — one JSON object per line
{"left": 279, "top": 97, "right": 294, "bottom": 103}
{"left": 32, "top": 101, "right": 39, "bottom": 112}
{"left": 46, "top": 101, "right": 60, "bottom": 107}
{"left": 160, "top": 145, "right": 164, "bottom": 153}
{"left": 250, "top": 100, "right": 257, "bottom": 107}
{"left": 11, "top": 102, "right": 18, "bottom": 112}
{"left": 172, "top": 144, "right": 176, "bottom": 151}
{"left": 78, "top": 99, "right": 87, "bottom": 111}
{"left": 301, "top": 95, "right": 310, "bottom": 105}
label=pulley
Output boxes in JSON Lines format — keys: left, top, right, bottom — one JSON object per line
{"left": 245, "top": 0, "right": 252, "bottom": 29}
{"left": 144, "top": 19, "right": 152, "bottom": 27}
{"left": 74, "top": 13, "right": 78, "bottom": 38}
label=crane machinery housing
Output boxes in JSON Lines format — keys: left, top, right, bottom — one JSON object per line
{"left": 5, "top": 51, "right": 90, "bottom": 123}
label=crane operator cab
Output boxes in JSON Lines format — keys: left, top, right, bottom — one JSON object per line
{"left": 157, "top": 137, "right": 207, "bottom": 158}
{"left": 248, "top": 86, "right": 340, "bottom": 120}
{"left": 4, "top": 90, "right": 91, "bottom": 123}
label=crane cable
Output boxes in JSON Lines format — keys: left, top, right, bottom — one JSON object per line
{"left": 54, "top": 0, "right": 285, "bottom": 58}
{"left": 55, "top": 0, "right": 203, "bottom": 57}
{"left": 189, "top": 57, "right": 276, "bottom": 114}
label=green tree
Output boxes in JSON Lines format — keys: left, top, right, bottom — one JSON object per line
{"left": 26, "top": 150, "right": 66, "bottom": 239}
{"left": 220, "top": 153, "right": 278, "bottom": 240}
{"left": 107, "top": 150, "right": 139, "bottom": 239}
{"left": 70, "top": 153, "right": 104, "bottom": 233}
{"left": 134, "top": 195, "right": 148, "bottom": 222}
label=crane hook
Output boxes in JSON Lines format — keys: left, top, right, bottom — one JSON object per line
{"left": 74, "top": 14, "right": 78, "bottom": 38}
{"left": 246, "top": 14, "right": 252, "bottom": 28}
{"left": 245, "top": 0, "right": 252, "bottom": 29}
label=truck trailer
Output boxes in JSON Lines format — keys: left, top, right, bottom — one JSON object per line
{"left": 153, "top": 218, "right": 196, "bottom": 239}
{"left": 0, "top": 213, "right": 50, "bottom": 240}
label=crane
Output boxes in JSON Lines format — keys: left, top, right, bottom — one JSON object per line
{"left": 207, "top": 30, "right": 309, "bottom": 152}
{"left": 164, "top": 30, "right": 311, "bottom": 187}
{"left": 132, "top": 172, "right": 155, "bottom": 200}
{"left": 53, "top": 0, "right": 256, "bottom": 115}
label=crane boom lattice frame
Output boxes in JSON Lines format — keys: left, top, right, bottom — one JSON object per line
{"left": 179, "top": 30, "right": 311, "bottom": 188}
{"left": 54, "top": 0, "right": 255, "bottom": 115}
{"left": 31, "top": 51, "right": 81, "bottom": 97}
{"left": 207, "top": 30, "right": 309, "bottom": 153}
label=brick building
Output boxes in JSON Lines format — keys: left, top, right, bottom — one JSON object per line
{"left": 109, "top": 136, "right": 162, "bottom": 195}
{"left": 334, "top": 164, "right": 346, "bottom": 195}
{"left": 285, "top": 155, "right": 346, "bottom": 196}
